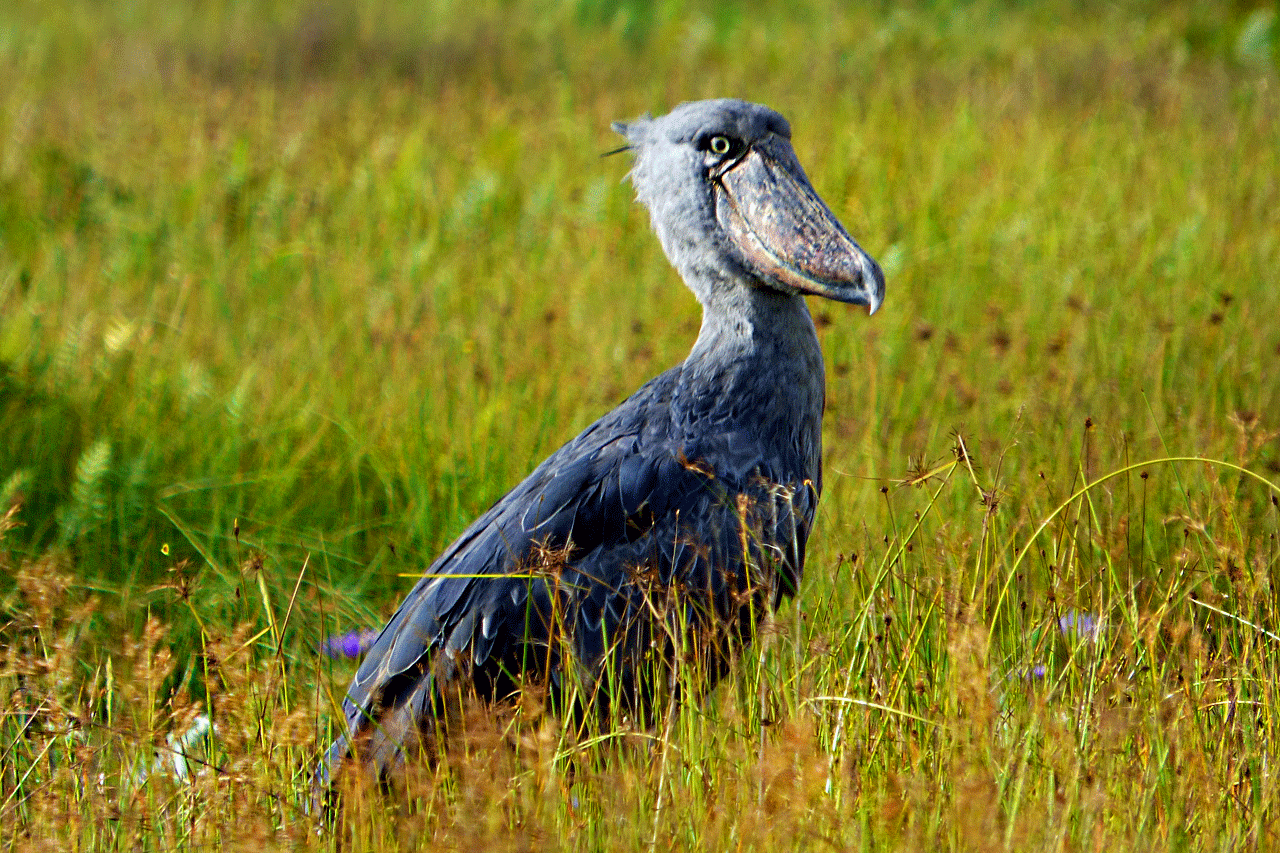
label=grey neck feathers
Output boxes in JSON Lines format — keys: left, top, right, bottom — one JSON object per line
{"left": 672, "top": 275, "right": 827, "bottom": 483}
{"left": 688, "top": 282, "right": 820, "bottom": 367}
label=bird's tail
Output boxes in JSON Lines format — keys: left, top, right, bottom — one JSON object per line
{"left": 312, "top": 665, "right": 444, "bottom": 808}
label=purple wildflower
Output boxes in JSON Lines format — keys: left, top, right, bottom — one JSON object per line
{"left": 321, "top": 629, "right": 379, "bottom": 659}
{"left": 1057, "top": 610, "right": 1102, "bottom": 642}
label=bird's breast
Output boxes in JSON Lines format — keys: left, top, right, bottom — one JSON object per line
{"left": 672, "top": 347, "right": 825, "bottom": 489}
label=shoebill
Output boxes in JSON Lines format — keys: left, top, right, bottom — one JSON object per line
{"left": 322, "top": 98, "right": 885, "bottom": 781}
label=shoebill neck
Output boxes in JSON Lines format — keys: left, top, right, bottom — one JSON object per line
{"left": 686, "top": 281, "right": 823, "bottom": 373}
{"left": 678, "top": 280, "right": 827, "bottom": 478}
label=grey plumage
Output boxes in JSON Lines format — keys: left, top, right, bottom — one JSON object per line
{"left": 323, "top": 99, "right": 885, "bottom": 781}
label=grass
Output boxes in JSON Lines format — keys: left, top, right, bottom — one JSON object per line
{"left": 2, "top": 0, "right": 1279, "bottom": 849}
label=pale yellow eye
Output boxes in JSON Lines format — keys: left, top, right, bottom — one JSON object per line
{"left": 709, "top": 136, "right": 732, "bottom": 155}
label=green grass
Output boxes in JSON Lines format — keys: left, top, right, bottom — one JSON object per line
{"left": 2, "top": 0, "right": 1279, "bottom": 849}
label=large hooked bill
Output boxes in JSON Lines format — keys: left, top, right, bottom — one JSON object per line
{"left": 716, "top": 137, "right": 885, "bottom": 314}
